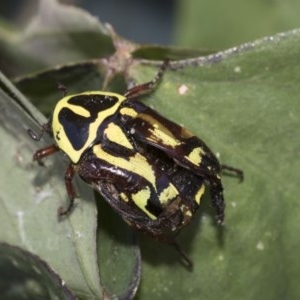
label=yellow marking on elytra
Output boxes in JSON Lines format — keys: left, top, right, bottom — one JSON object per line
{"left": 120, "top": 109, "right": 182, "bottom": 148}
{"left": 179, "top": 205, "right": 192, "bottom": 223}
{"left": 137, "top": 113, "right": 180, "bottom": 147}
{"left": 120, "top": 193, "right": 129, "bottom": 202}
{"left": 159, "top": 184, "right": 179, "bottom": 205}
{"left": 104, "top": 123, "right": 133, "bottom": 149}
{"left": 180, "top": 127, "right": 194, "bottom": 138}
{"left": 93, "top": 144, "right": 156, "bottom": 191}
{"left": 195, "top": 185, "right": 205, "bottom": 205}
{"left": 52, "top": 91, "right": 127, "bottom": 163}
{"left": 120, "top": 107, "right": 138, "bottom": 118}
{"left": 132, "top": 187, "right": 156, "bottom": 220}
{"left": 149, "top": 126, "right": 180, "bottom": 147}
{"left": 184, "top": 147, "right": 205, "bottom": 166}
{"left": 185, "top": 210, "right": 192, "bottom": 217}
{"left": 180, "top": 205, "right": 192, "bottom": 217}
{"left": 93, "top": 146, "right": 156, "bottom": 188}
{"left": 93, "top": 145, "right": 158, "bottom": 219}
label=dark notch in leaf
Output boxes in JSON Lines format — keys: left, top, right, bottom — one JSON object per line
{"left": 0, "top": 243, "right": 76, "bottom": 299}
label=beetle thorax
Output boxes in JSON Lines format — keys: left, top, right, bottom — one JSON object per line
{"left": 51, "top": 91, "right": 127, "bottom": 163}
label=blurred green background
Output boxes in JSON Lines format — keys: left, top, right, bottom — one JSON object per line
{"left": 2, "top": 0, "right": 300, "bottom": 49}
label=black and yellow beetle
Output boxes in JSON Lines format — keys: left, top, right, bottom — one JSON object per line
{"left": 29, "top": 61, "right": 243, "bottom": 267}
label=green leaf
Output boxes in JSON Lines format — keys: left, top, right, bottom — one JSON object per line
{"left": 15, "top": 61, "right": 108, "bottom": 115}
{"left": 6, "top": 28, "right": 300, "bottom": 299}
{"left": 0, "top": 71, "right": 141, "bottom": 299}
{"left": 130, "top": 30, "right": 300, "bottom": 299}
{"left": 0, "top": 0, "right": 114, "bottom": 76}
{"left": 132, "top": 45, "right": 214, "bottom": 60}
{"left": 21, "top": 0, "right": 114, "bottom": 63}
{"left": 0, "top": 71, "right": 102, "bottom": 298}
{"left": 1, "top": 2, "right": 300, "bottom": 298}
{"left": 0, "top": 19, "right": 42, "bottom": 77}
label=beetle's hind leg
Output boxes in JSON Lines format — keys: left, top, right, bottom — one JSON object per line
{"left": 221, "top": 164, "right": 244, "bottom": 182}
{"left": 169, "top": 238, "right": 193, "bottom": 269}
{"left": 207, "top": 176, "right": 226, "bottom": 225}
{"left": 152, "top": 234, "right": 193, "bottom": 269}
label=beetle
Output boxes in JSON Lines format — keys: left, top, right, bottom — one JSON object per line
{"left": 29, "top": 61, "right": 243, "bottom": 267}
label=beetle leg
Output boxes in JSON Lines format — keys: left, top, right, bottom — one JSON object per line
{"left": 221, "top": 164, "right": 244, "bottom": 182}
{"left": 32, "top": 144, "right": 59, "bottom": 166}
{"left": 146, "top": 231, "right": 193, "bottom": 268}
{"left": 119, "top": 122, "right": 139, "bottom": 151}
{"left": 28, "top": 122, "right": 52, "bottom": 141}
{"left": 209, "top": 178, "right": 225, "bottom": 225}
{"left": 156, "top": 235, "right": 193, "bottom": 269}
{"left": 124, "top": 60, "right": 169, "bottom": 99}
{"left": 171, "top": 239, "right": 193, "bottom": 269}
{"left": 58, "top": 163, "right": 76, "bottom": 216}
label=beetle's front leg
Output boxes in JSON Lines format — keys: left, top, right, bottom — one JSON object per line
{"left": 33, "top": 144, "right": 59, "bottom": 166}
{"left": 58, "top": 163, "right": 77, "bottom": 216}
